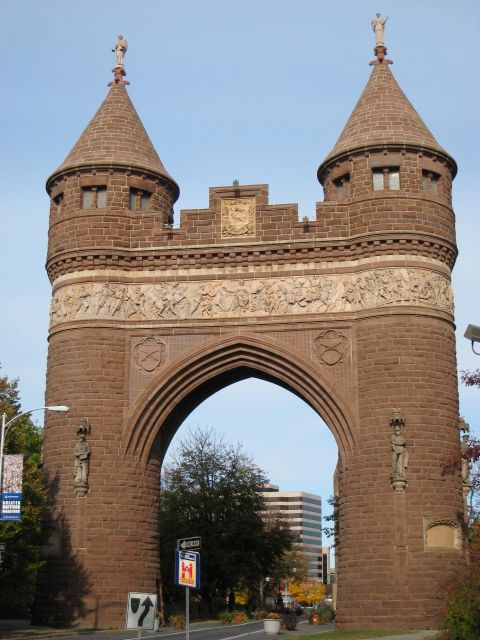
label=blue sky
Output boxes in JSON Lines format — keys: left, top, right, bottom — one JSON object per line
{"left": 1, "top": 1, "right": 479, "bottom": 534}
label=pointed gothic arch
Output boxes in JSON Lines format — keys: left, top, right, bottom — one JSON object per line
{"left": 123, "top": 334, "right": 357, "bottom": 468}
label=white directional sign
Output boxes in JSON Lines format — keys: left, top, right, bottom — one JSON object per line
{"left": 177, "top": 536, "right": 201, "bottom": 551}
{"left": 125, "top": 592, "right": 157, "bottom": 631}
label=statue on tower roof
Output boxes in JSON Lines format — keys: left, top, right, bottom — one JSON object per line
{"left": 369, "top": 13, "right": 392, "bottom": 66}
{"left": 110, "top": 35, "right": 130, "bottom": 86}
{"left": 371, "top": 13, "right": 388, "bottom": 47}
{"left": 113, "top": 35, "right": 128, "bottom": 68}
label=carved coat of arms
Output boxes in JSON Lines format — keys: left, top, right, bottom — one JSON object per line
{"left": 221, "top": 198, "right": 255, "bottom": 237}
{"left": 133, "top": 337, "right": 167, "bottom": 372}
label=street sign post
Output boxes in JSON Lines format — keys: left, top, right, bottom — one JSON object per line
{"left": 177, "top": 536, "right": 201, "bottom": 551}
{"left": 126, "top": 592, "right": 157, "bottom": 639}
{"left": 175, "top": 550, "right": 201, "bottom": 640}
{"left": 175, "top": 550, "right": 200, "bottom": 589}
{"left": 0, "top": 542, "right": 5, "bottom": 564}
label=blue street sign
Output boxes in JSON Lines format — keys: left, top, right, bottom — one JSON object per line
{"left": 175, "top": 550, "right": 200, "bottom": 589}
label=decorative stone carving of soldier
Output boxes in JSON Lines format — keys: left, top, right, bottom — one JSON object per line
{"left": 459, "top": 418, "right": 472, "bottom": 501}
{"left": 74, "top": 419, "right": 91, "bottom": 497}
{"left": 389, "top": 410, "right": 408, "bottom": 492}
{"left": 391, "top": 425, "right": 408, "bottom": 478}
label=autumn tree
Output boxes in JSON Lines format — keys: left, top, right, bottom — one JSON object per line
{"left": 461, "top": 370, "right": 480, "bottom": 389}
{"left": 289, "top": 578, "right": 326, "bottom": 605}
{"left": 0, "top": 369, "right": 49, "bottom": 616}
{"left": 158, "top": 427, "right": 292, "bottom": 614}
{"left": 440, "top": 371, "right": 480, "bottom": 637}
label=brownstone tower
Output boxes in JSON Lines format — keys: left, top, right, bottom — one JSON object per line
{"left": 38, "top": 34, "right": 465, "bottom": 629}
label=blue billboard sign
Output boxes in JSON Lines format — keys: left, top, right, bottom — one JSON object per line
{"left": 0, "top": 493, "right": 22, "bottom": 521}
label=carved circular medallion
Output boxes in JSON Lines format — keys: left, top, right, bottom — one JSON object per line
{"left": 134, "top": 337, "right": 167, "bottom": 372}
{"left": 312, "top": 330, "right": 349, "bottom": 366}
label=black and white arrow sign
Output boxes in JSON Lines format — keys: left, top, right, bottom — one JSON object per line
{"left": 177, "top": 536, "right": 201, "bottom": 551}
{"left": 125, "top": 592, "right": 157, "bottom": 631}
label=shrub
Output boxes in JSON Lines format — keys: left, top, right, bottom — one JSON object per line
{"left": 254, "top": 610, "right": 269, "bottom": 620}
{"left": 169, "top": 614, "right": 185, "bottom": 630}
{"left": 442, "top": 561, "right": 480, "bottom": 640}
{"left": 309, "top": 603, "right": 334, "bottom": 624}
{"left": 219, "top": 610, "right": 233, "bottom": 624}
{"left": 233, "top": 611, "right": 248, "bottom": 623}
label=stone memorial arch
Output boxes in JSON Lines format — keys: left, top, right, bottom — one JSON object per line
{"left": 36, "top": 28, "right": 467, "bottom": 630}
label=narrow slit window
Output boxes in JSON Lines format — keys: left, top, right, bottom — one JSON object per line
{"left": 82, "top": 188, "right": 94, "bottom": 209}
{"left": 140, "top": 193, "right": 150, "bottom": 212}
{"left": 129, "top": 190, "right": 137, "bottom": 210}
{"left": 334, "top": 174, "right": 350, "bottom": 200}
{"left": 372, "top": 169, "right": 384, "bottom": 191}
{"left": 422, "top": 170, "right": 440, "bottom": 195}
{"left": 96, "top": 187, "right": 107, "bottom": 208}
{"left": 388, "top": 170, "right": 400, "bottom": 190}
{"left": 53, "top": 193, "right": 63, "bottom": 214}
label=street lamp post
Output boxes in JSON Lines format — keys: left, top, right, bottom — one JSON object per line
{"left": 0, "top": 405, "right": 69, "bottom": 496}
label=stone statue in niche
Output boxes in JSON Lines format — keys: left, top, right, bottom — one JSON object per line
{"left": 390, "top": 409, "right": 408, "bottom": 492}
{"left": 74, "top": 419, "right": 91, "bottom": 497}
{"left": 459, "top": 417, "right": 472, "bottom": 501}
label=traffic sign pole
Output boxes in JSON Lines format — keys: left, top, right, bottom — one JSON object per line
{"left": 186, "top": 586, "right": 190, "bottom": 640}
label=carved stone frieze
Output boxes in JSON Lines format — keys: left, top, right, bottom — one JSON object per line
{"left": 312, "top": 330, "right": 349, "bottom": 366}
{"left": 49, "top": 267, "right": 453, "bottom": 328}
{"left": 221, "top": 198, "right": 255, "bottom": 237}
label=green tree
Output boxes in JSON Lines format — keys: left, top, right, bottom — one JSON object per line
{"left": 0, "top": 370, "right": 49, "bottom": 617}
{"left": 159, "top": 427, "right": 292, "bottom": 614}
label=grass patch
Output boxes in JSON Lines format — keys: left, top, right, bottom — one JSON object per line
{"left": 295, "top": 631, "right": 415, "bottom": 640}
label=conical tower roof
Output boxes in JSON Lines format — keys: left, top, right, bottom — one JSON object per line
{"left": 48, "top": 82, "right": 178, "bottom": 193}
{"left": 319, "top": 64, "right": 454, "bottom": 175}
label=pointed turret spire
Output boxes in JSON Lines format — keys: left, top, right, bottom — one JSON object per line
{"left": 318, "top": 19, "right": 455, "bottom": 177}
{"left": 48, "top": 38, "right": 178, "bottom": 196}
{"left": 320, "top": 64, "right": 448, "bottom": 167}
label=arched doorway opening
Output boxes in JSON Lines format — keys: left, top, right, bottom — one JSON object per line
{"left": 122, "top": 335, "right": 355, "bottom": 622}
{"left": 162, "top": 376, "right": 339, "bottom": 614}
